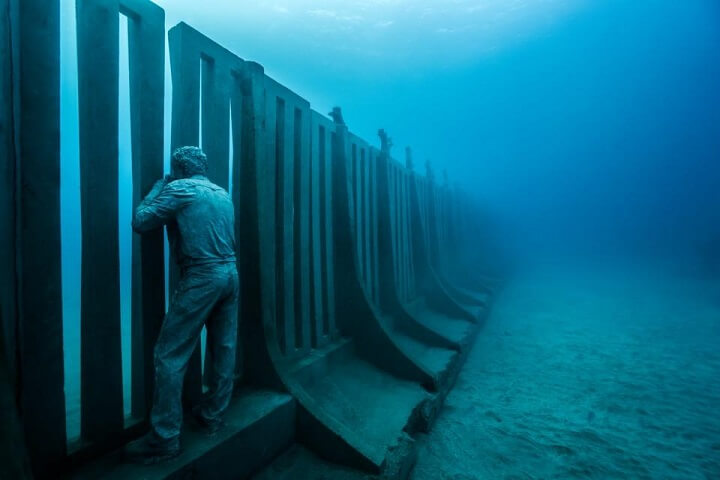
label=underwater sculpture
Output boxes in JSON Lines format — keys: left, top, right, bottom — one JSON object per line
{"left": 329, "top": 106, "right": 346, "bottom": 125}
{"left": 126, "top": 146, "right": 240, "bottom": 464}
{"left": 1, "top": 2, "right": 493, "bottom": 477}
{"left": 378, "top": 128, "right": 394, "bottom": 156}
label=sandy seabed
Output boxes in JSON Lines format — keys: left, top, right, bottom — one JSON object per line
{"left": 412, "top": 264, "right": 720, "bottom": 480}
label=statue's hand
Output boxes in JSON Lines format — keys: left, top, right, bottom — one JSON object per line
{"left": 148, "top": 177, "right": 168, "bottom": 196}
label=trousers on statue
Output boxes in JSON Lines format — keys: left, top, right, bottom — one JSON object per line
{"left": 150, "top": 262, "right": 239, "bottom": 440}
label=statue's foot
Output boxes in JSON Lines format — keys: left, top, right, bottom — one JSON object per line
{"left": 191, "top": 405, "right": 224, "bottom": 436}
{"left": 124, "top": 432, "right": 181, "bottom": 465}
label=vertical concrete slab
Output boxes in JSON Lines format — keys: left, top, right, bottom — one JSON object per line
{"left": 351, "top": 143, "right": 360, "bottom": 280}
{"left": 438, "top": 189, "right": 446, "bottom": 266}
{"left": 124, "top": 0, "right": 166, "bottom": 422}
{"left": 0, "top": 0, "right": 17, "bottom": 386}
{"left": 395, "top": 168, "right": 405, "bottom": 302}
{"left": 201, "top": 58, "right": 230, "bottom": 189}
{"left": 293, "top": 106, "right": 311, "bottom": 354}
{"left": 200, "top": 52, "right": 230, "bottom": 387}
{"left": 395, "top": 170, "right": 403, "bottom": 301}
{"left": 0, "top": 2, "right": 32, "bottom": 477}
{"left": 16, "top": 0, "right": 67, "bottom": 473}
{"left": 393, "top": 167, "right": 402, "bottom": 301}
{"left": 401, "top": 171, "right": 410, "bottom": 301}
{"left": 168, "top": 22, "right": 202, "bottom": 407}
{"left": 400, "top": 169, "right": 408, "bottom": 302}
{"left": 354, "top": 141, "right": 362, "bottom": 291}
{"left": 408, "top": 175, "right": 473, "bottom": 322}
{"left": 407, "top": 175, "right": 416, "bottom": 300}
{"left": 265, "top": 93, "right": 285, "bottom": 352}
{"left": 324, "top": 127, "right": 337, "bottom": 338}
{"left": 362, "top": 148, "right": 371, "bottom": 298}
{"left": 281, "top": 94, "right": 294, "bottom": 353}
{"left": 292, "top": 107, "right": 301, "bottom": 349}
{"left": 372, "top": 143, "right": 458, "bottom": 356}
{"left": 430, "top": 187, "right": 441, "bottom": 266}
{"left": 310, "top": 112, "right": 326, "bottom": 347}
{"left": 368, "top": 151, "right": 375, "bottom": 300}
{"left": 371, "top": 150, "right": 380, "bottom": 305}
{"left": 239, "top": 61, "right": 284, "bottom": 388}
{"left": 268, "top": 84, "right": 294, "bottom": 354}
{"left": 230, "top": 82, "right": 245, "bottom": 380}
{"left": 169, "top": 24, "right": 200, "bottom": 151}
{"left": 388, "top": 165, "right": 398, "bottom": 292}
{"left": 263, "top": 78, "right": 312, "bottom": 357}
{"left": 375, "top": 152, "right": 398, "bottom": 313}
{"left": 402, "top": 172, "right": 410, "bottom": 301}
{"left": 330, "top": 117, "right": 430, "bottom": 385}
{"left": 77, "top": 0, "right": 124, "bottom": 440}
{"left": 169, "top": 22, "right": 241, "bottom": 405}
{"left": 234, "top": 60, "right": 258, "bottom": 379}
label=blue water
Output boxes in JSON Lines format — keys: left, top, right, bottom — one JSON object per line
{"left": 58, "top": 0, "right": 720, "bottom": 471}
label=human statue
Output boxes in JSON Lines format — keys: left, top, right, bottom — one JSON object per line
{"left": 378, "top": 129, "right": 393, "bottom": 156}
{"left": 329, "top": 106, "right": 345, "bottom": 125}
{"left": 125, "top": 146, "right": 239, "bottom": 464}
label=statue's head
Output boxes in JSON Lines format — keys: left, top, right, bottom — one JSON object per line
{"left": 171, "top": 146, "right": 208, "bottom": 179}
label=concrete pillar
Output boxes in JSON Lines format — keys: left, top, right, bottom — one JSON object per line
{"left": 169, "top": 21, "right": 241, "bottom": 405}
{"left": 310, "top": 111, "right": 337, "bottom": 348}
{"left": 126, "top": 0, "right": 167, "bottom": 421}
{"left": 76, "top": 0, "right": 166, "bottom": 441}
{"left": 0, "top": 2, "right": 32, "bottom": 477}
{"left": 15, "top": 0, "right": 67, "bottom": 473}
{"left": 77, "top": 0, "right": 124, "bottom": 438}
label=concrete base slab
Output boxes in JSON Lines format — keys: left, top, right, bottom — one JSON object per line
{"left": 403, "top": 298, "right": 475, "bottom": 349}
{"left": 251, "top": 317, "right": 484, "bottom": 480}
{"left": 253, "top": 444, "right": 390, "bottom": 480}
{"left": 454, "top": 284, "right": 494, "bottom": 305}
{"left": 294, "top": 347, "right": 429, "bottom": 468}
{"left": 392, "top": 331, "right": 457, "bottom": 389}
{"left": 70, "top": 389, "right": 295, "bottom": 480}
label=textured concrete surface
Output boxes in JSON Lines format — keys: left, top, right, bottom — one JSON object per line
{"left": 72, "top": 389, "right": 294, "bottom": 480}
{"left": 404, "top": 298, "right": 474, "bottom": 348}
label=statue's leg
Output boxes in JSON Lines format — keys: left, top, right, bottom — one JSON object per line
{"left": 150, "top": 268, "right": 225, "bottom": 441}
{"left": 200, "top": 264, "right": 240, "bottom": 425}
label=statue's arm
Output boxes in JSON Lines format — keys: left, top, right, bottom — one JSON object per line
{"left": 132, "top": 179, "right": 188, "bottom": 233}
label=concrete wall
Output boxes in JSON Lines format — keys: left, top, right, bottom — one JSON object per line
{"left": 76, "top": 0, "right": 166, "bottom": 442}
{"left": 3, "top": 1, "right": 485, "bottom": 476}
{"left": 0, "top": 0, "right": 17, "bottom": 381}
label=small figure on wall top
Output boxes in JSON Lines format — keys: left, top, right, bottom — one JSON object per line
{"left": 329, "top": 106, "right": 345, "bottom": 125}
{"left": 378, "top": 128, "right": 393, "bottom": 157}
